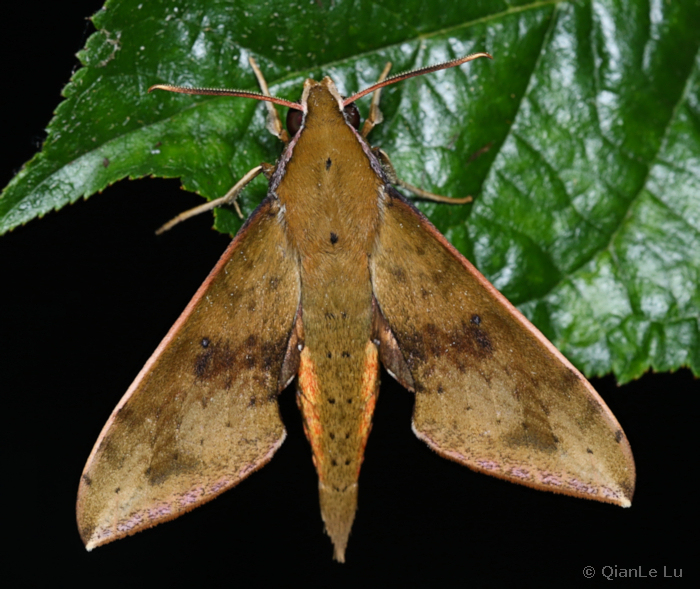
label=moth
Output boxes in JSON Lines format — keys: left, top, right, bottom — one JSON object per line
{"left": 77, "top": 54, "right": 635, "bottom": 562}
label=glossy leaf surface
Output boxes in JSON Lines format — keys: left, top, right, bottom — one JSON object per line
{"left": 2, "top": 0, "right": 698, "bottom": 382}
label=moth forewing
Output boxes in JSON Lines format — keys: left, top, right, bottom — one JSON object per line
{"left": 370, "top": 192, "right": 635, "bottom": 507}
{"left": 77, "top": 199, "right": 300, "bottom": 550}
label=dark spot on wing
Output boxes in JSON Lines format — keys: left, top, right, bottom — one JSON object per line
{"left": 268, "top": 276, "right": 280, "bottom": 290}
{"left": 82, "top": 475, "right": 92, "bottom": 486}
{"left": 115, "top": 487, "right": 120, "bottom": 494}
{"left": 504, "top": 421, "right": 558, "bottom": 453}
{"left": 470, "top": 314, "right": 481, "bottom": 325}
{"left": 245, "top": 351, "right": 257, "bottom": 369}
{"left": 394, "top": 319, "right": 494, "bottom": 378}
{"left": 620, "top": 479, "right": 635, "bottom": 498}
{"left": 587, "top": 448, "right": 593, "bottom": 454}
{"left": 116, "top": 405, "right": 133, "bottom": 421}
{"left": 329, "top": 398, "right": 336, "bottom": 404}
{"left": 201, "top": 337, "right": 210, "bottom": 348}
{"left": 564, "top": 367, "right": 580, "bottom": 384}
{"left": 147, "top": 449, "right": 198, "bottom": 486}
{"left": 195, "top": 342, "right": 236, "bottom": 379}
{"left": 470, "top": 325, "right": 492, "bottom": 353}
{"left": 194, "top": 334, "right": 287, "bottom": 383}
{"left": 431, "top": 271, "right": 446, "bottom": 286}
{"left": 341, "top": 351, "right": 350, "bottom": 358}
{"left": 615, "top": 430, "right": 624, "bottom": 443}
{"left": 390, "top": 266, "right": 407, "bottom": 283}
{"left": 262, "top": 338, "right": 285, "bottom": 373}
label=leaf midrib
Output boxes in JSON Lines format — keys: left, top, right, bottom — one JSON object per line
{"left": 529, "top": 44, "right": 700, "bottom": 310}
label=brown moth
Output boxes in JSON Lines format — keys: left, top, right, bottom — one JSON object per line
{"left": 77, "top": 54, "right": 635, "bottom": 562}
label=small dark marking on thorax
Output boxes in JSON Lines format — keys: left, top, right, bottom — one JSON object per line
{"left": 326, "top": 157, "right": 332, "bottom": 170}
{"left": 330, "top": 232, "right": 339, "bottom": 244}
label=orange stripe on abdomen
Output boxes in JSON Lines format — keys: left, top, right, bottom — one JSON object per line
{"left": 357, "top": 341, "right": 379, "bottom": 475}
{"left": 297, "top": 348, "right": 325, "bottom": 478}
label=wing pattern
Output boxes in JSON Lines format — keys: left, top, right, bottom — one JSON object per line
{"left": 371, "top": 191, "right": 635, "bottom": 506}
{"left": 77, "top": 198, "right": 301, "bottom": 549}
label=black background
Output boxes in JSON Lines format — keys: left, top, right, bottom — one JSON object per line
{"left": 3, "top": 2, "right": 694, "bottom": 586}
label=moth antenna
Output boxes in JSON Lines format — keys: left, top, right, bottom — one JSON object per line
{"left": 344, "top": 52, "right": 492, "bottom": 106}
{"left": 148, "top": 84, "right": 303, "bottom": 111}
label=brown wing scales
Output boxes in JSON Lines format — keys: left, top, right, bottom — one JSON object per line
{"left": 77, "top": 198, "right": 301, "bottom": 549}
{"left": 371, "top": 192, "right": 635, "bottom": 506}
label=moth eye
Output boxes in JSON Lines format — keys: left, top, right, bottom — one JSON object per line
{"left": 343, "top": 102, "right": 360, "bottom": 129}
{"left": 286, "top": 109, "right": 304, "bottom": 136}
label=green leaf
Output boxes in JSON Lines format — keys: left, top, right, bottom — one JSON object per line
{"left": 2, "top": 0, "right": 698, "bottom": 383}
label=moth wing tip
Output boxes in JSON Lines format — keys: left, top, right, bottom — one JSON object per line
{"left": 82, "top": 531, "right": 99, "bottom": 552}
{"left": 619, "top": 496, "right": 632, "bottom": 508}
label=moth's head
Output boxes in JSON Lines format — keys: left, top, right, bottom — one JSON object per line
{"left": 287, "top": 77, "right": 360, "bottom": 136}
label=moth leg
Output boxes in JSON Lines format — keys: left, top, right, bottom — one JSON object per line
{"left": 156, "top": 165, "right": 264, "bottom": 234}
{"left": 248, "top": 56, "right": 290, "bottom": 143}
{"left": 374, "top": 147, "right": 473, "bottom": 205}
{"left": 361, "top": 62, "right": 392, "bottom": 138}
